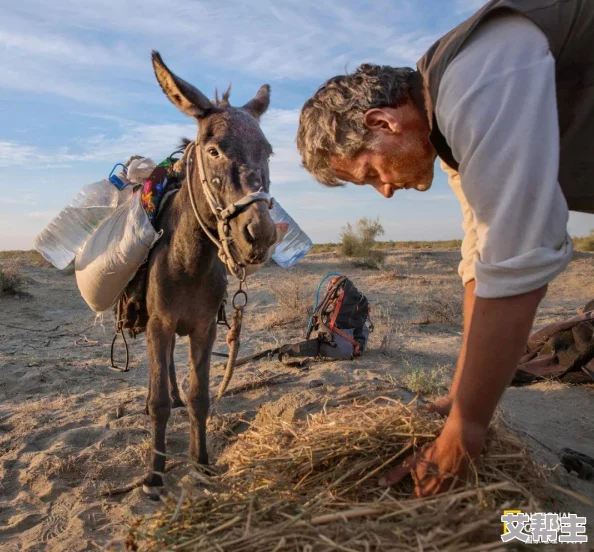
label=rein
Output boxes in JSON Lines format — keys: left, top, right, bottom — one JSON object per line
{"left": 185, "top": 140, "right": 273, "bottom": 399}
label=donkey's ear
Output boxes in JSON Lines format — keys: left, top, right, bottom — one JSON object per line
{"left": 242, "top": 84, "right": 270, "bottom": 121}
{"left": 152, "top": 51, "right": 214, "bottom": 119}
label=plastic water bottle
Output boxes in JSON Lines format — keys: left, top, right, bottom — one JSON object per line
{"left": 269, "top": 201, "right": 313, "bottom": 268}
{"left": 35, "top": 164, "right": 132, "bottom": 269}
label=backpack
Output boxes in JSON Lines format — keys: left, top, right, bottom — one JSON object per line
{"left": 199, "top": 275, "right": 373, "bottom": 370}
{"left": 306, "top": 275, "right": 372, "bottom": 359}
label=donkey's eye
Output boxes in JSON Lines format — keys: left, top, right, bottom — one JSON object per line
{"left": 207, "top": 147, "right": 220, "bottom": 158}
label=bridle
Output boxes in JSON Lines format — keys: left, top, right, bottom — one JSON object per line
{"left": 184, "top": 140, "right": 274, "bottom": 283}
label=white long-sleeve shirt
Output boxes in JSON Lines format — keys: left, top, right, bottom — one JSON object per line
{"left": 435, "top": 12, "right": 573, "bottom": 299}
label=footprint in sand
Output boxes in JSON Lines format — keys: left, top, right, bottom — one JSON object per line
{"left": 39, "top": 503, "right": 69, "bottom": 543}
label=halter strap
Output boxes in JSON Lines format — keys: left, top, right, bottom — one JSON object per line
{"left": 185, "top": 141, "right": 273, "bottom": 280}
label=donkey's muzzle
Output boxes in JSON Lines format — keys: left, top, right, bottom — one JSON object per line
{"left": 238, "top": 204, "right": 277, "bottom": 264}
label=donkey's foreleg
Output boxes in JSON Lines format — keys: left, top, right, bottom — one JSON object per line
{"left": 188, "top": 321, "right": 216, "bottom": 465}
{"left": 168, "top": 336, "right": 185, "bottom": 408}
{"left": 143, "top": 319, "right": 174, "bottom": 492}
{"left": 145, "top": 336, "right": 183, "bottom": 414}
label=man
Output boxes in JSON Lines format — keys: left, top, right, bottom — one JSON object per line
{"left": 296, "top": 0, "right": 594, "bottom": 497}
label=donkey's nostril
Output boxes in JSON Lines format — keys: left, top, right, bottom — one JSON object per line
{"left": 244, "top": 221, "right": 257, "bottom": 243}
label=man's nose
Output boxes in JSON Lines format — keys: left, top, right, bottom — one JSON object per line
{"left": 374, "top": 183, "right": 394, "bottom": 198}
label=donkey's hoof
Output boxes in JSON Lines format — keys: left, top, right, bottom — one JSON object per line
{"left": 171, "top": 397, "right": 186, "bottom": 409}
{"left": 142, "top": 483, "right": 168, "bottom": 501}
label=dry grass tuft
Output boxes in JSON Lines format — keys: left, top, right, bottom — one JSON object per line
{"left": 381, "top": 269, "right": 408, "bottom": 281}
{"left": 258, "top": 274, "right": 313, "bottom": 329}
{"left": 129, "top": 399, "right": 552, "bottom": 551}
{"left": 43, "top": 454, "right": 86, "bottom": 478}
{"left": 401, "top": 362, "right": 453, "bottom": 396}
{"left": 418, "top": 286, "right": 463, "bottom": 326}
{"left": 310, "top": 243, "right": 338, "bottom": 254}
{"left": 352, "top": 250, "right": 386, "bottom": 270}
{"left": 368, "top": 304, "right": 407, "bottom": 358}
{"left": 573, "top": 230, "right": 594, "bottom": 252}
{"left": 0, "top": 263, "right": 26, "bottom": 296}
{"left": 0, "top": 249, "right": 52, "bottom": 267}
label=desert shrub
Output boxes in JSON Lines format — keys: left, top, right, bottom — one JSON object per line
{"left": 341, "top": 217, "right": 386, "bottom": 269}
{"left": 0, "top": 264, "right": 26, "bottom": 296}
{"left": 573, "top": 230, "right": 594, "bottom": 252}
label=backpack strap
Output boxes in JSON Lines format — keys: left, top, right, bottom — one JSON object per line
{"left": 330, "top": 326, "right": 361, "bottom": 357}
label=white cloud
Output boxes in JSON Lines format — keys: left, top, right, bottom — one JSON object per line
{"left": 0, "top": 29, "right": 141, "bottom": 67}
{"left": 0, "top": 65, "right": 116, "bottom": 105}
{"left": 455, "top": 0, "right": 487, "bottom": 14}
{"left": 0, "top": 0, "right": 448, "bottom": 105}
{"left": 0, "top": 109, "right": 308, "bottom": 188}
{"left": 0, "top": 194, "right": 37, "bottom": 205}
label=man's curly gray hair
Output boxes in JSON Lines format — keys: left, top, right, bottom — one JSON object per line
{"left": 296, "top": 64, "right": 415, "bottom": 186}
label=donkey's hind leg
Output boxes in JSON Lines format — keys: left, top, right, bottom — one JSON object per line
{"left": 187, "top": 320, "right": 216, "bottom": 465}
{"left": 143, "top": 318, "right": 174, "bottom": 495}
{"left": 168, "top": 336, "right": 185, "bottom": 408}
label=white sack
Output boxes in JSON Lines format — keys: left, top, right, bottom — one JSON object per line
{"left": 75, "top": 192, "right": 161, "bottom": 313}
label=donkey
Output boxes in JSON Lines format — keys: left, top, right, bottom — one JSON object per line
{"left": 142, "top": 51, "right": 277, "bottom": 494}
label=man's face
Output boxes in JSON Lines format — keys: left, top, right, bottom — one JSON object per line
{"left": 330, "top": 103, "right": 436, "bottom": 198}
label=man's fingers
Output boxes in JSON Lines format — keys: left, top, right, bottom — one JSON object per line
{"left": 378, "top": 455, "right": 415, "bottom": 487}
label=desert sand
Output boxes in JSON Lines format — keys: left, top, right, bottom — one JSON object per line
{"left": 1, "top": 249, "right": 593, "bottom": 551}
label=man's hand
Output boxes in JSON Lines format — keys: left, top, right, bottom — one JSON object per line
{"left": 380, "top": 283, "right": 547, "bottom": 497}
{"left": 378, "top": 416, "right": 485, "bottom": 497}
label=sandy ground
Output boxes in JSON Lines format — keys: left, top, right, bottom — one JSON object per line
{"left": 1, "top": 249, "right": 594, "bottom": 551}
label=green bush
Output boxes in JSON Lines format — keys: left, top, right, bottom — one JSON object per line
{"left": 340, "top": 217, "right": 386, "bottom": 269}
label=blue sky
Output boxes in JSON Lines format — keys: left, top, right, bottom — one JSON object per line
{"left": 1, "top": 0, "right": 593, "bottom": 250}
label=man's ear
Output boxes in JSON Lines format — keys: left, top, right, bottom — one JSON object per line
{"left": 363, "top": 108, "right": 401, "bottom": 134}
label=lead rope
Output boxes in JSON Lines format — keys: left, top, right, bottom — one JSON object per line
{"left": 217, "top": 282, "right": 247, "bottom": 399}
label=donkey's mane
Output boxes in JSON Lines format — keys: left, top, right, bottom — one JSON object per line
{"left": 178, "top": 137, "right": 192, "bottom": 150}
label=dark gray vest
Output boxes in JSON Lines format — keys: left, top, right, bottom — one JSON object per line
{"left": 417, "top": 0, "right": 594, "bottom": 213}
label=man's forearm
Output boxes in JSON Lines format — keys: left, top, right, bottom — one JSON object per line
{"left": 444, "top": 284, "right": 547, "bottom": 449}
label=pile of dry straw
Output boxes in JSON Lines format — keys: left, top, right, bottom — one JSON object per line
{"left": 127, "top": 397, "right": 553, "bottom": 551}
